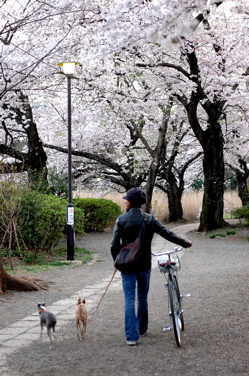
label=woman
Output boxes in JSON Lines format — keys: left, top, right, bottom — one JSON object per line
{"left": 110, "top": 187, "right": 192, "bottom": 346}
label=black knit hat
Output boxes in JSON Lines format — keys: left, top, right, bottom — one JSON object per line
{"left": 122, "top": 187, "right": 147, "bottom": 204}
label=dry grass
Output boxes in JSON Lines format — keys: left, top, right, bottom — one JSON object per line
{"left": 75, "top": 189, "right": 242, "bottom": 223}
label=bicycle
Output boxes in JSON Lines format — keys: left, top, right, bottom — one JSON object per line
{"left": 152, "top": 246, "right": 190, "bottom": 347}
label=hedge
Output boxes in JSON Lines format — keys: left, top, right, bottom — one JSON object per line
{"left": 0, "top": 188, "right": 85, "bottom": 254}
{"left": 74, "top": 198, "right": 122, "bottom": 231}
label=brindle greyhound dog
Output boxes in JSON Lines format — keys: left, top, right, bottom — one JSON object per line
{"left": 38, "top": 303, "right": 57, "bottom": 350}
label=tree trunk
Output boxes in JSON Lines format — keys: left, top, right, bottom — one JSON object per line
{"left": 236, "top": 160, "right": 249, "bottom": 206}
{"left": 157, "top": 138, "right": 201, "bottom": 222}
{"left": 163, "top": 171, "right": 183, "bottom": 222}
{"left": 175, "top": 44, "right": 227, "bottom": 232}
{"left": 198, "top": 125, "right": 226, "bottom": 231}
{"left": 0, "top": 255, "right": 50, "bottom": 294}
{"left": 0, "top": 91, "right": 48, "bottom": 184}
{"left": 155, "top": 178, "right": 184, "bottom": 222}
{"left": 168, "top": 190, "right": 183, "bottom": 221}
{"left": 145, "top": 161, "right": 158, "bottom": 213}
{"left": 237, "top": 174, "right": 249, "bottom": 206}
{"left": 144, "top": 100, "right": 173, "bottom": 213}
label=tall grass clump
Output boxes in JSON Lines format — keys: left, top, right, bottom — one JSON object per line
{"left": 76, "top": 188, "right": 242, "bottom": 223}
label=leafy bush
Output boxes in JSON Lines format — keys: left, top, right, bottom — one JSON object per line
{"left": 226, "top": 230, "right": 236, "bottom": 235}
{"left": 24, "top": 252, "right": 41, "bottom": 264}
{"left": 25, "top": 167, "right": 76, "bottom": 199}
{"left": 209, "top": 232, "right": 226, "bottom": 239}
{"left": 1, "top": 247, "right": 25, "bottom": 258}
{"left": 191, "top": 177, "right": 204, "bottom": 191}
{"left": 19, "top": 190, "right": 85, "bottom": 253}
{"left": 208, "top": 230, "right": 236, "bottom": 239}
{"left": 74, "top": 198, "right": 122, "bottom": 231}
{"left": 231, "top": 204, "right": 249, "bottom": 222}
{"left": 46, "top": 167, "right": 77, "bottom": 199}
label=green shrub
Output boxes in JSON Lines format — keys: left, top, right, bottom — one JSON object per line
{"left": 0, "top": 180, "right": 85, "bottom": 256}
{"left": 231, "top": 204, "right": 249, "bottom": 222}
{"left": 209, "top": 233, "right": 226, "bottom": 239}
{"left": 74, "top": 204, "right": 85, "bottom": 234}
{"left": 17, "top": 188, "right": 44, "bottom": 252}
{"left": 46, "top": 167, "right": 77, "bottom": 199}
{"left": 226, "top": 230, "right": 236, "bottom": 235}
{"left": 46, "top": 167, "right": 69, "bottom": 198}
{"left": 208, "top": 230, "right": 237, "bottom": 239}
{"left": 1, "top": 248, "right": 25, "bottom": 258}
{"left": 19, "top": 190, "right": 85, "bottom": 253}
{"left": 24, "top": 252, "right": 40, "bottom": 264}
{"left": 74, "top": 198, "right": 122, "bottom": 231}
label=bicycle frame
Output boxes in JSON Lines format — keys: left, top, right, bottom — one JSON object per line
{"left": 152, "top": 246, "right": 186, "bottom": 347}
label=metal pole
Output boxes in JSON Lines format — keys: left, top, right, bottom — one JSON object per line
{"left": 67, "top": 75, "right": 75, "bottom": 260}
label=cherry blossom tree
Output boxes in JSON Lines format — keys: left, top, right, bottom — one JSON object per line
{"left": 0, "top": 90, "right": 47, "bottom": 182}
{"left": 95, "top": 0, "right": 249, "bottom": 230}
{"left": 156, "top": 125, "right": 203, "bottom": 221}
{"left": 224, "top": 114, "right": 249, "bottom": 206}
{"left": 77, "top": 0, "right": 249, "bottom": 230}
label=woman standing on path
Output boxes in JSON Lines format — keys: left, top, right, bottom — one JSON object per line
{"left": 110, "top": 187, "right": 192, "bottom": 346}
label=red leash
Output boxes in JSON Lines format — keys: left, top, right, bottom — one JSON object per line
{"left": 91, "top": 269, "right": 117, "bottom": 317}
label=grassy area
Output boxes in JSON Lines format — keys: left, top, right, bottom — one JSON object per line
{"left": 76, "top": 189, "right": 242, "bottom": 223}
{"left": 4, "top": 246, "right": 95, "bottom": 274}
{"left": 207, "top": 229, "right": 237, "bottom": 239}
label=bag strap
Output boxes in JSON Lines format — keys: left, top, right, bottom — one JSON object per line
{"left": 142, "top": 212, "right": 153, "bottom": 225}
{"left": 138, "top": 214, "right": 146, "bottom": 235}
{"left": 138, "top": 212, "right": 152, "bottom": 245}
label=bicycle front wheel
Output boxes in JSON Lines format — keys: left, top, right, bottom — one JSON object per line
{"left": 168, "top": 280, "right": 181, "bottom": 347}
{"left": 174, "top": 275, "right": 184, "bottom": 331}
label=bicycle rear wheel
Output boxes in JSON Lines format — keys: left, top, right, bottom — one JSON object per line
{"left": 168, "top": 280, "right": 181, "bottom": 347}
{"left": 174, "top": 275, "right": 184, "bottom": 331}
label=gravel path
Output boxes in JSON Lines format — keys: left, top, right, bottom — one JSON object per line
{"left": 0, "top": 221, "right": 248, "bottom": 376}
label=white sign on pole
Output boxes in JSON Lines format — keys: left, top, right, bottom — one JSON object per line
{"left": 67, "top": 207, "right": 74, "bottom": 225}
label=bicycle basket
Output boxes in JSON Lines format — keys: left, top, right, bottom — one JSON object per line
{"left": 157, "top": 255, "right": 181, "bottom": 272}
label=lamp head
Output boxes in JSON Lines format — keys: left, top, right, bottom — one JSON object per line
{"left": 58, "top": 62, "right": 79, "bottom": 76}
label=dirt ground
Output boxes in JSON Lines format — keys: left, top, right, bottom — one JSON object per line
{"left": 1, "top": 223, "right": 249, "bottom": 376}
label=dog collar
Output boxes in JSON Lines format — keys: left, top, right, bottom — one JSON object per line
{"left": 39, "top": 309, "right": 46, "bottom": 314}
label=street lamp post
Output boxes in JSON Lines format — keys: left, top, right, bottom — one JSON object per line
{"left": 58, "top": 62, "right": 78, "bottom": 261}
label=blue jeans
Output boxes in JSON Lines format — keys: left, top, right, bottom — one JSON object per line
{"left": 121, "top": 269, "right": 151, "bottom": 341}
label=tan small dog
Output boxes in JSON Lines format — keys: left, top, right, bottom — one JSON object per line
{"left": 75, "top": 298, "right": 88, "bottom": 340}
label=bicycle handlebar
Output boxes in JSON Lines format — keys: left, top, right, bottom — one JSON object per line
{"left": 151, "top": 246, "right": 183, "bottom": 257}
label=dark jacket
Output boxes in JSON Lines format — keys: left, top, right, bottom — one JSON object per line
{"left": 110, "top": 208, "right": 191, "bottom": 271}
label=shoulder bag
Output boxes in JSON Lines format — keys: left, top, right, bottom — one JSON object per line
{"left": 114, "top": 214, "right": 146, "bottom": 273}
